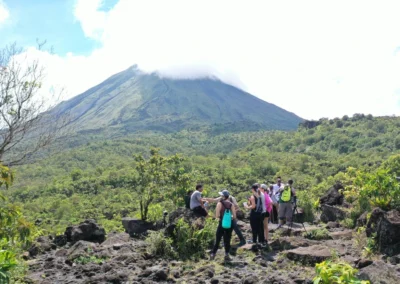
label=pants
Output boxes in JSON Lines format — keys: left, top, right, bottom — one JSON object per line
{"left": 232, "top": 219, "right": 245, "bottom": 242}
{"left": 279, "top": 202, "right": 293, "bottom": 221}
{"left": 250, "top": 211, "right": 264, "bottom": 243}
{"left": 212, "top": 223, "right": 233, "bottom": 255}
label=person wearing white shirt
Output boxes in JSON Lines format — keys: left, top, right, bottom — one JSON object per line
{"left": 271, "top": 177, "right": 284, "bottom": 223}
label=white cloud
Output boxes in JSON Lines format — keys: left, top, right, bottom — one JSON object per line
{"left": 0, "top": 1, "right": 9, "bottom": 25}
{"left": 24, "top": 0, "right": 400, "bottom": 119}
{"left": 74, "top": 0, "right": 107, "bottom": 40}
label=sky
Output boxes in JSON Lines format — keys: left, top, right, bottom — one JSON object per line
{"left": 1, "top": 0, "right": 400, "bottom": 120}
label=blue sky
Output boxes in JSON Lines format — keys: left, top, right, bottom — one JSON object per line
{"left": 0, "top": 0, "right": 400, "bottom": 119}
{"left": 0, "top": 0, "right": 117, "bottom": 56}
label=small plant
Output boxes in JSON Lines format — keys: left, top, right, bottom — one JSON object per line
{"left": 340, "top": 218, "right": 355, "bottom": 229}
{"left": 145, "top": 231, "right": 176, "bottom": 259}
{"left": 313, "top": 260, "right": 370, "bottom": 284}
{"left": 73, "top": 255, "right": 106, "bottom": 265}
{"left": 304, "top": 228, "right": 331, "bottom": 240}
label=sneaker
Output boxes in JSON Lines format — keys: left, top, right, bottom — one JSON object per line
{"left": 276, "top": 224, "right": 283, "bottom": 229}
{"left": 210, "top": 253, "right": 215, "bottom": 260}
{"left": 224, "top": 254, "right": 232, "bottom": 261}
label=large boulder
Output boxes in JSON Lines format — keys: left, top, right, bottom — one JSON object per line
{"left": 67, "top": 240, "right": 97, "bottom": 261}
{"left": 320, "top": 204, "right": 347, "bottom": 223}
{"left": 64, "top": 219, "right": 106, "bottom": 244}
{"left": 358, "top": 261, "right": 400, "bottom": 283}
{"left": 366, "top": 208, "right": 400, "bottom": 256}
{"left": 286, "top": 245, "right": 331, "bottom": 265}
{"left": 121, "top": 218, "right": 155, "bottom": 237}
{"left": 319, "top": 183, "right": 345, "bottom": 206}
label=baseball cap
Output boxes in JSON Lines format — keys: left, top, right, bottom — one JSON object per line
{"left": 260, "top": 184, "right": 268, "bottom": 190}
{"left": 218, "top": 189, "right": 230, "bottom": 197}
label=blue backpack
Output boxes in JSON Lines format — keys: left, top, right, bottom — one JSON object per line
{"left": 221, "top": 201, "right": 232, "bottom": 229}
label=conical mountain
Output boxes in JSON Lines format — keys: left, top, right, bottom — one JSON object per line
{"left": 54, "top": 66, "right": 302, "bottom": 132}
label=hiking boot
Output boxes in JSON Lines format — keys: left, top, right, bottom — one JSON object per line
{"left": 224, "top": 254, "right": 232, "bottom": 261}
{"left": 210, "top": 253, "right": 215, "bottom": 260}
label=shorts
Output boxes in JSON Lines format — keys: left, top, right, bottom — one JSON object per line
{"left": 192, "top": 206, "right": 208, "bottom": 217}
{"left": 278, "top": 202, "right": 293, "bottom": 220}
{"left": 264, "top": 211, "right": 270, "bottom": 218}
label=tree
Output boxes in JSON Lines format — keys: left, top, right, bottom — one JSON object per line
{"left": 0, "top": 42, "right": 67, "bottom": 166}
{"left": 0, "top": 164, "right": 33, "bottom": 283}
{"left": 131, "top": 148, "right": 192, "bottom": 221}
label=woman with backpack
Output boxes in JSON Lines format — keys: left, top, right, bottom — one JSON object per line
{"left": 210, "top": 189, "right": 236, "bottom": 261}
{"left": 245, "top": 184, "right": 264, "bottom": 244}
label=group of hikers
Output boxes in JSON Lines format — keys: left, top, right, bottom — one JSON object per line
{"left": 186, "top": 177, "right": 296, "bottom": 260}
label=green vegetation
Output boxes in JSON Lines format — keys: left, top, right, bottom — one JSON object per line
{"left": 0, "top": 165, "right": 35, "bottom": 283}
{"left": 313, "top": 261, "right": 369, "bottom": 284}
{"left": 4, "top": 115, "right": 400, "bottom": 235}
{"left": 146, "top": 218, "right": 217, "bottom": 260}
{"left": 304, "top": 228, "right": 331, "bottom": 240}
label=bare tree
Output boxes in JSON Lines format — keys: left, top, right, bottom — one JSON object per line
{"left": 0, "top": 42, "right": 69, "bottom": 166}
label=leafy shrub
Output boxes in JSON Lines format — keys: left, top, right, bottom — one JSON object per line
{"left": 173, "top": 218, "right": 217, "bottom": 260}
{"left": 353, "top": 168, "right": 400, "bottom": 210}
{"left": 145, "top": 231, "right": 176, "bottom": 259}
{"left": 340, "top": 218, "right": 355, "bottom": 229}
{"left": 313, "top": 260, "right": 370, "bottom": 284}
{"left": 0, "top": 250, "right": 17, "bottom": 283}
{"left": 296, "top": 191, "right": 315, "bottom": 223}
{"left": 304, "top": 228, "right": 331, "bottom": 240}
{"left": 74, "top": 255, "right": 106, "bottom": 265}
{"left": 353, "top": 227, "right": 376, "bottom": 259}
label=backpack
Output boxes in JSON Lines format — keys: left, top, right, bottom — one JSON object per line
{"left": 281, "top": 185, "right": 292, "bottom": 202}
{"left": 254, "top": 195, "right": 263, "bottom": 214}
{"left": 221, "top": 201, "right": 232, "bottom": 229}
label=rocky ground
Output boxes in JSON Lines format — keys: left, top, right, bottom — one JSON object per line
{"left": 22, "top": 208, "right": 400, "bottom": 284}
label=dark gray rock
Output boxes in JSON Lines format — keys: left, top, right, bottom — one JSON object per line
{"left": 67, "top": 240, "right": 96, "bottom": 261}
{"left": 65, "top": 219, "right": 105, "bottom": 244}
{"left": 286, "top": 245, "right": 331, "bottom": 265}
{"left": 358, "top": 261, "right": 400, "bottom": 283}
{"left": 319, "top": 183, "right": 344, "bottom": 206}
{"left": 320, "top": 204, "right": 347, "bottom": 223}
{"left": 326, "top": 221, "right": 340, "bottom": 229}
{"left": 357, "top": 259, "right": 373, "bottom": 269}
{"left": 154, "top": 269, "right": 169, "bottom": 281}
{"left": 356, "top": 211, "right": 368, "bottom": 227}
{"left": 366, "top": 208, "right": 400, "bottom": 256}
{"left": 121, "top": 218, "right": 155, "bottom": 236}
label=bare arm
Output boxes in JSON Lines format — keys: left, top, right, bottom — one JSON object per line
{"left": 231, "top": 204, "right": 236, "bottom": 220}
{"left": 203, "top": 197, "right": 220, "bottom": 203}
{"left": 215, "top": 202, "right": 222, "bottom": 219}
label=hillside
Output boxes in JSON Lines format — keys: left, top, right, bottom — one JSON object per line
{"left": 8, "top": 115, "right": 400, "bottom": 229}
{"left": 52, "top": 66, "right": 302, "bottom": 133}
{"left": 5, "top": 114, "right": 400, "bottom": 283}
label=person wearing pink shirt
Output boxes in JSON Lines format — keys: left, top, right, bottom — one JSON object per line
{"left": 260, "top": 184, "right": 272, "bottom": 242}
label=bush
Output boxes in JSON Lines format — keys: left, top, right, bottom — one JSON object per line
{"left": 304, "top": 228, "right": 331, "bottom": 240}
{"left": 340, "top": 218, "right": 355, "bottom": 229}
{"left": 313, "top": 260, "right": 370, "bottom": 284}
{"left": 296, "top": 191, "right": 315, "bottom": 223}
{"left": 145, "top": 231, "right": 176, "bottom": 259}
{"left": 173, "top": 218, "right": 217, "bottom": 260}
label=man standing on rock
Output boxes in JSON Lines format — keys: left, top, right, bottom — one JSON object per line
{"left": 203, "top": 190, "right": 246, "bottom": 246}
{"left": 277, "top": 179, "right": 296, "bottom": 229}
{"left": 190, "top": 184, "right": 208, "bottom": 217}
